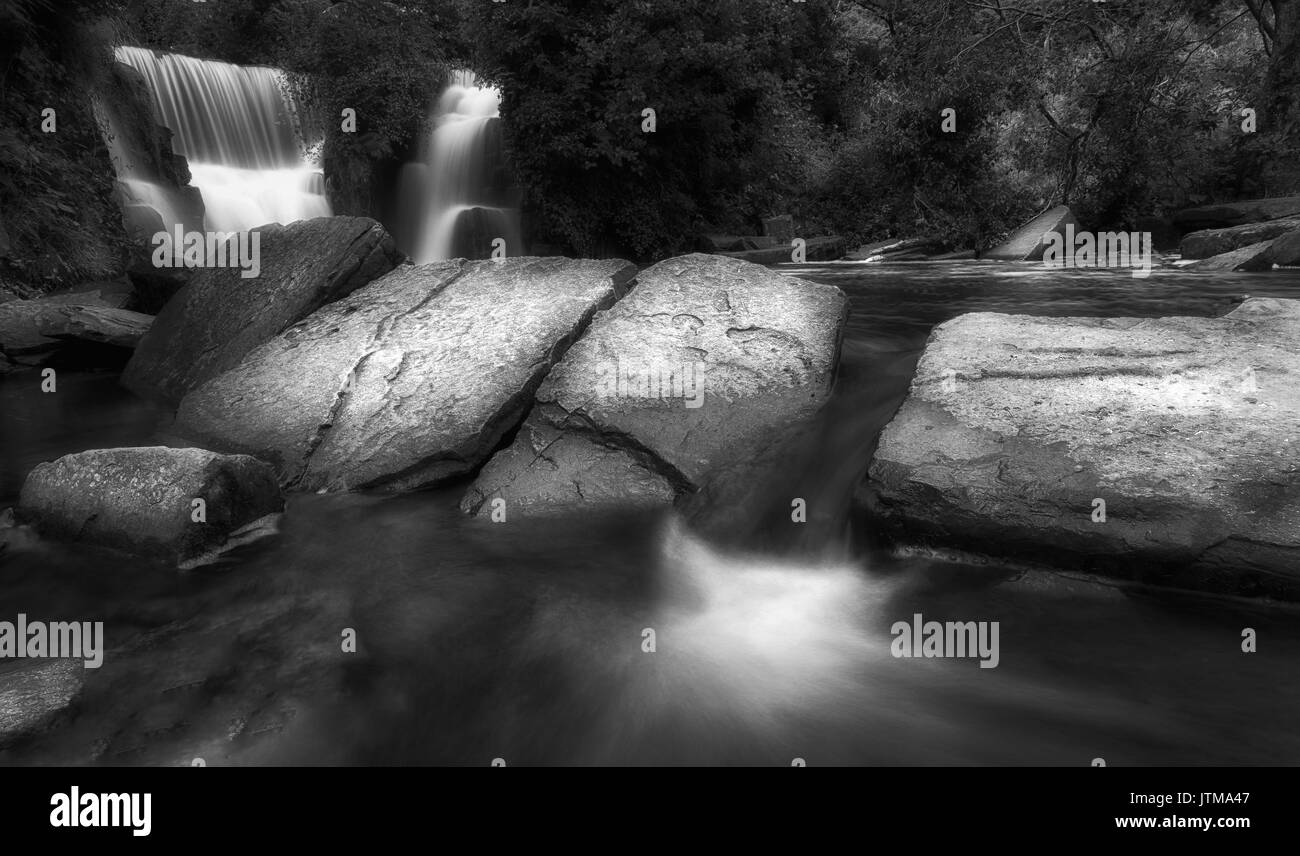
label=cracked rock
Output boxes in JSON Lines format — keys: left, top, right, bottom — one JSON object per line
{"left": 461, "top": 253, "right": 849, "bottom": 517}
{"left": 174, "top": 257, "right": 637, "bottom": 492}
{"left": 861, "top": 297, "right": 1300, "bottom": 599}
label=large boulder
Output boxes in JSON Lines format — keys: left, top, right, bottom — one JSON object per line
{"left": 1173, "top": 196, "right": 1300, "bottom": 232}
{"left": 461, "top": 253, "right": 849, "bottom": 517}
{"left": 174, "top": 257, "right": 637, "bottom": 492}
{"left": 1265, "top": 229, "right": 1300, "bottom": 267}
{"left": 121, "top": 216, "right": 402, "bottom": 405}
{"left": 984, "top": 205, "right": 1079, "bottom": 261}
{"left": 1178, "top": 217, "right": 1300, "bottom": 259}
{"left": 17, "top": 447, "right": 284, "bottom": 569}
{"left": 862, "top": 298, "right": 1300, "bottom": 599}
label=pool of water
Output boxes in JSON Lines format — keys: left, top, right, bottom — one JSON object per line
{"left": 2, "top": 260, "right": 1298, "bottom": 766}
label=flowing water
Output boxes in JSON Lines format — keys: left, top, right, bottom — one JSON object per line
{"left": 2, "top": 262, "right": 1298, "bottom": 766}
{"left": 399, "top": 71, "right": 521, "bottom": 262}
{"left": 112, "top": 47, "right": 330, "bottom": 233}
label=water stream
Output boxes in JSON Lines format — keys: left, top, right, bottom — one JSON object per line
{"left": 2, "top": 262, "right": 1297, "bottom": 765}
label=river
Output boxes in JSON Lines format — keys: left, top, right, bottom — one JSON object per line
{"left": 1, "top": 260, "right": 1297, "bottom": 766}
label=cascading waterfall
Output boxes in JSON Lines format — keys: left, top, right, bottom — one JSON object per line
{"left": 113, "top": 46, "right": 330, "bottom": 232}
{"left": 403, "top": 71, "right": 520, "bottom": 262}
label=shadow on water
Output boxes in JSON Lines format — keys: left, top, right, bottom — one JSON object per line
{"left": 2, "top": 261, "right": 1299, "bottom": 765}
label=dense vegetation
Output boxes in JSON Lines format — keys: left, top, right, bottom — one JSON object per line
{"left": 2, "top": 0, "right": 1296, "bottom": 282}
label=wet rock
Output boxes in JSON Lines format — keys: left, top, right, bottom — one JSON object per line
{"left": 122, "top": 216, "right": 402, "bottom": 405}
{"left": 174, "top": 257, "right": 636, "bottom": 492}
{"left": 17, "top": 447, "right": 283, "bottom": 569}
{"left": 984, "top": 205, "right": 1079, "bottom": 261}
{"left": 1178, "top": 217, "right": 1300, "bottom": 259}
{"left": 0, "top": 659, "right": 83, "bottom": 747}
{"left": 862, "top": 297, "right": 1300, "bottom": 599}
{"left": 1185, "top": 240, "right": 1276, "bottom": 272}
{"left": 462, "top": 253, "right": 848, "bottom": 516}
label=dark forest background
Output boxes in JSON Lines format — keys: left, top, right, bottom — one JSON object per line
{"left": 2, "top": 0, "right": 1297, "bottom": 287}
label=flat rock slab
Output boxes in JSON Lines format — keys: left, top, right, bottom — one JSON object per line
{"left": 0, "top": 659, "right": 82, "bottom": 747}
{"left": 1174, "top": 196, "right": 1300, "bottom": 231}
{"left": 1179, "top": 217, "right": 1300, "bottom": 259}
{"left": 175, "top": 257, "right": 637, "bottom": 492}
{"left": 122, "top": 216, "right": 401, "bottom": 405}
{"left": 863, "top": 298, "right": 1300, "bottom": 598}
{"left": 17, "top": 447, "right": 283, "bottom": 568}
{"left": 0, "top": 296, "right": 148, "bottom": 356}
{"left": 985, "top": 205, "right": 1079, "bottom": 261}
{"left": 462, "top": 253, "right": 848, "bottom": 516}
{"left": 1185, "top": 240, "right": 1276, "bottom": 272}
{"left": 35, "top": 304, "right": 153, "bottom": 348}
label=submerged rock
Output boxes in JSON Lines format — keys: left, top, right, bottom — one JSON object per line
{"left": 175, "top": 257, "right": 637, "bottom": 492}
{"left": 17, "top": 447, "right": 283, "bottom": 569}
{"left": 122, "top": 216, "right": 402, "bottom": 405}
{"left": 984, "top": 205, "right": 1079, "bottom": 261}
{"left": 862, "top": 297, "right": 1300, "bottom": 599}
{"left": 462, "top": 253, "right": 848, "bottom": 517}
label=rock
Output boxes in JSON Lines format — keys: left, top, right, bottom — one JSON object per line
{"left": 174, "top": 257, "right": 637, "bottom": 492}
{"left": 0, "top": 294, "right": 151, "bottom": 359}
{"left": 929, "top": 249, "right": 978, "bottom": 260}
{"left": 762, "top": 215, "right": 795, "bottom": 241}
{"left": 17, "top": 447, "right": 284, "bottom": 568}
{"left": 984, "top": 205, "right": 1079, "bottom": 261}
{"left": 125, "top": 252, "right": 192, "bottom": 315}
{"left": 460, "top": 418, "right": 677, "bottom": 516}
{"left": 121, "top": 203, "right": 166, "bottom": 243}
{"left": 1178, "top": 217, "right": 1300, "bottom": 259}
{"left": 718, "top": 235, "right": 846, "bottom": 263}
{"left": 34, "top": 305, "right": 152, "bottom": 349}
{"left": 122, "top": 216, "right": 402, "bottom": 405}
{"left": 461, "top": 253, "right": 849, "bottom": 516}
{"left": 846, "top": 237, "right": 942, "bottom": 261}
{"left": 0, "top": 659, "right": 82, "bottom": 747}
{"left": 862, "top": 297, "right": 1300, "bottom": 599}
{"left": 1264, "top": 229, "right": 1300, "bottom": 267}
{"left": 1185, "top": 240, "right": 1275, "bottom": 272}
{"left": 1173, "top": 196, "right": 1300, "bottom": 232}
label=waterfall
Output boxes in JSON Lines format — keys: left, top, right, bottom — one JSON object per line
{"left": 404, "top": 71, "right": 520, "bottom": 262}
{"left": 113, "top": 46, "right": 330, "bottom": 233}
